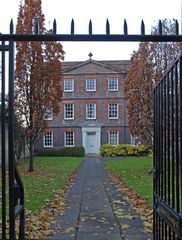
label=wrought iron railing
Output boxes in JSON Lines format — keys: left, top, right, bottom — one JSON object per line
{"left": 1, "top": 31, "right": 25, "bottom": 240}
{"left": 0, "top": 18, "right": 181, "bottom": 42}
{"left": 154, "top": 54, "right": 182, "bottom": 239}
{"left": 0, "top": 18, "right": 182, "bottom": 240}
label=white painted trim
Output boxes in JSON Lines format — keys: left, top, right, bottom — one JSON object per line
{"left": 86, "top": 103, "right": 96, "bottom": 119}
{"left": 44, "top": 108, "right": 53, "bottom": 120}
{"left": 108, "top": 103, "right": 118, "bottom": 119}
{"left": 43, "top": 131, "right": 53, "bottom": 147}
{"left": 82, "top": 126, "right": 101, "bottom": 154}
{"left": 64, "top": 79, "right": 74, "bottom": 92}
{"left": 64, "top": 103, "right": 74, "bottom": 120}
{"left": 86, "top": 78, "right": 96, "bottom": 91}
{"left": 108, "top": 78, "right": 118, "bottom": 91}
{"left": 108, "top": 131, "right": 119, "bottom": 146}
{"left": 64, "top": 131, "right": 75, "bottom": 147}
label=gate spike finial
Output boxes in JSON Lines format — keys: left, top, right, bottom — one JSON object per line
{"left": 10, "top": 19, "right": 14, "bottom": 34}
{"left": 124, "top": 19, "right": 128, "bottom": 35}
{"left": 141, "top": 20, "right": 145, "bottom": 35}
{"left": 71, "top": 19, "right": 74, "bottom": 35}
{"left": 106, "top": 19, "right": 110, "bottom": 35}
{"left": 89, "top": 20, "right": 92, "bottom": 35}
{"left": 53, "top": 19, "right": 57, "bottom": 34}
{"left": 158, "top": 20, "right": 162, "bottom": 35}
{"left": 175, "top": 19, "right": 179, "bottom": 35}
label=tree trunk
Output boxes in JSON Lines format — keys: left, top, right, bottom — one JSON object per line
{"left": 29, "top": 141, "right": 34, "bottom": 172}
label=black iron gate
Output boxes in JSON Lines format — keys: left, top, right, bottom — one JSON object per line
{"left": 154, "top": 54, "right": 182, "bottom": 239}
{"left": 0, "top": 18, "right": 182, "bottom": 239}
{"left": 1, "top": 22, "right": 25, "bottom": 240}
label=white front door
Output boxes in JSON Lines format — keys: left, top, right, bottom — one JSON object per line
{"left": 86, "top": 132, "right": 97, "bottom": 153}
{"left": 82, "top": 126, "right": 101, "bottom": 154}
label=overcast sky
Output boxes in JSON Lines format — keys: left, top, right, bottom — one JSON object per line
{"left": 0, "top": 0, "right": 181, "bottom": 61}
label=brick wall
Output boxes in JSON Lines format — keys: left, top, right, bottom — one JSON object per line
{"left": 62, "top": 73, "right": 126, "bottom": 99}
{"left": 35, "top": 58, "right": 131, "bottom": 151}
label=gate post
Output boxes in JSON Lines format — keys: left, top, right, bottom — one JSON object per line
{"left": 8, "top": 20, "right": 25, "bottom": 240}
{"left": 1, "top": 40, "right": 7, "bottom": 240}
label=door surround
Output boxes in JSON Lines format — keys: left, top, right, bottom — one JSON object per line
{"left": 81, "top": 123, "right": 101, "bottom": 154}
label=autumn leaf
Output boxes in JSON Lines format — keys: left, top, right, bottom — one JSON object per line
{"left": 109, "top": 170, "right": 153, "bottom": 234}
{"left": 121, "top": 224, "right": 130, "bottom": 229}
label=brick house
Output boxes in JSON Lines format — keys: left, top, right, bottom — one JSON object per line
{"left": 35, "top": 55, "right": 131, "bottom": 154}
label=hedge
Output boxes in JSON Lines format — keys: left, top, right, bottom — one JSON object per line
{"left": 100, "top": 144, "right": 152, "bottom": 157}
{"left": 35, "top": 146, "right": 85, "bottom": 157}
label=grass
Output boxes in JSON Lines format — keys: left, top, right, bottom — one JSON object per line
{"left": 1, "top": 156, "right": 84, "bottom": 213}
{"left": 104, "top": 156, "right": 153, "bottom": 207}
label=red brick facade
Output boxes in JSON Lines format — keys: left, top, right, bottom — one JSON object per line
{"left": 36, "top": 57, "right": 131, "bottom": 154}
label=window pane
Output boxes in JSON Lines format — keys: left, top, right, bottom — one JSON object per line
{"left": 44, "top": 108, "right": 53, "bottom": 120}
{"left": 108, "top": 78, "right": 118, "bottom": 91}
{"left": 65, "top": 131, "right": 74, "bottom": 146}
{"left": 64, "top": 79, "right": 74, "bottom": 91}
{"left": 86, "top": 79, "right": 96, "bottom": 91}
{"left": 109, "top": 131, "right": 118, "bottom": 145}
{"left": 108, "top": 103, "right": 118, "bottom": 118}
{"left": 64, "top": 104, "right": 74, "bottom": 119}
{"left": 44, "top": 132, "right": 53, "bottom": 147}
{"left": 86, "top": 104, "right": 96, "bottom": 119}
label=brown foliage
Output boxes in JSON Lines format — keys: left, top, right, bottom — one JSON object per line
{"left": 124, "top": 19, "right": 181, "bottom": 146}
{"left": 15, "top": 0, "right": 64, "bottom": 171}
{"left": 109, "top": 170, "right": 153, "bottom": 234}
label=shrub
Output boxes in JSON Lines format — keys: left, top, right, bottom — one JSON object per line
{"left": 100, "top": 144, "right": 152, "bottom": 157}
{"left": 63, "top": 147, "right": 85, "bottom": 157}
{"left": 125, "top": 145, "right": 137, "bottom": 156}
{"left": 136, "top": 144, "right": 153, "bottom": 156}
{"left": 35, "top": 147, "right": 85, "bottom": 157}
{"left": 115, "top": 144, "right": 127, "bottom": 156}
{"left": 99, "top": 144, "right": 117, "bottom": 157}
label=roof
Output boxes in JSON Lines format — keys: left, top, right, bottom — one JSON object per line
{"left": 61, "top": 58, "right": 129, "bottom": 75}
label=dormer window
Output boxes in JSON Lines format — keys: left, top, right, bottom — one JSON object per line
{"left": 64, "top": 79, "right": 74, "bottom": 92}
{"left": 86, "top": 78, "right": 96, "bottom": 91}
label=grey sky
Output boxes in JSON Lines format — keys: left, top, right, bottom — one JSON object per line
{"left": 0, "top": 0, "right": 181, "bottom": 60}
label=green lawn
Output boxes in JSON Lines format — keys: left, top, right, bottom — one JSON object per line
{"left": 1, "top": 156, "right": 84, "bottom": 213}
{"left": 104, "top": 157, "right": 153, "bottom": 207}
{"left": 19, "top": 156, "right": 84, "bottom": 211}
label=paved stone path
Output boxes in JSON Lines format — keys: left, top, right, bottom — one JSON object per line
{"left": 50, "top": 157, "right": 153, "bottom": 240}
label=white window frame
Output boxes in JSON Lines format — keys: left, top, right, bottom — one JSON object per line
{"left": 64, "top": 131, "right": 74, "bottom": 147}
{"left": 108, "top": 103, "right": 118, "bottom": 119}
{"left": 86, "top": 78, "right": 96, "bottom": 91}
{"left": 64, "top": 79, "right": 74, "bottom": 92}
{"left": 43, "top": 131, "right": 53, "bottom": 147}
{"left": 108, "top": 131, "right": 119, "bottom": 146}
{"left": 86, "top": 103, "right": 96, "bottom": 119}
{"left": 44, "top": 108, "right": 53, "bottom": 120}
{"left": 64, "top": 103, "right": 74, "bottom": 120}
{"left": 108, "top": 78, "right": 118, "bottom": 91}
{"left": 131, "top": 135, "right": 139, "bottom": 146}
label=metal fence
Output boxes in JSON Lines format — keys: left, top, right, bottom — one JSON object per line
{"left": 1, "top": 37, "right": 25, "bottom": 240}
{"left": 154, "top": 54, "right": 182, "bottom": 239}
{"left": 1, "top": 18, "right": 182, "bottom": 239}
